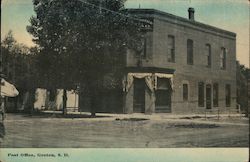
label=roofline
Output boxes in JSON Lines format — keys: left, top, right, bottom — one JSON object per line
{"left": 124, "top": 9, "right": 236, "bottom": 38}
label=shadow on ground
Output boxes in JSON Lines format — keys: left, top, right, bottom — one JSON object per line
{"left": 16, "top": 111, "right": 112, "bottom": 119}
{"left": 179, "top": 116, "right": 213, "bottom": 119}
{"left": 115, "top": 118, "right": 149, "bottom": 121}
{"left": 169, "top": 123, "right": 220, "bottom": 128}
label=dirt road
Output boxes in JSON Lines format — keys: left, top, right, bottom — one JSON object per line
{"left": 0, "top": 113, "right": 248, "bottom": 147}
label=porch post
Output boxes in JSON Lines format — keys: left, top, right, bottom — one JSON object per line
{"left": 123, "top": 84, "right": 134, "bottom": 114}
{"left": 144, "top": 88, "right": 155, "bottom": 114}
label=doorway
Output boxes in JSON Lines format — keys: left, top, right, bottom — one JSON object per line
{"left": 133, "top": 78, "right": 145, "bottom": 113}
{"left": 155, "top": 78, "right": 171, "bottom": 112}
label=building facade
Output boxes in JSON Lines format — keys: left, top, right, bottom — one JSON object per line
{"left": 79, "top": 8, "right": 237, "bottom": 114}
{"left": 121, "top": 8, "right": 236, "bottom": 114}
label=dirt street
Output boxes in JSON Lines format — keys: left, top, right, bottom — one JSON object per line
{"left": 0, "top": 113, "right": 249, "bottom": 148}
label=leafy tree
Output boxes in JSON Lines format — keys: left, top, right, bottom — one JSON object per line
{"left": 239, "top": 64, "right": 249, "bottom": 78}
{"left": 27, "top": 0, "right": 143, "bottom": 115}
{"left": 238, "top": 64, "right": 249, "bottom": 117}
{"left": 1, "top": 31, "right": 38, "bottom": 112}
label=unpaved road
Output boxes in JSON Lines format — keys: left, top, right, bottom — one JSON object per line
{"left": 0, "top": 113, "right": 249, "bottom": 147}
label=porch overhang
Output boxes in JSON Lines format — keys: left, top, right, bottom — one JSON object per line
{"left": 122, "top": 67, "right": 175, "bottom": 92}
{"left": 124, "top": 67, "right": 175, "bottom": 74}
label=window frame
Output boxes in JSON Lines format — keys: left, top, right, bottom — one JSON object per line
{"left": 213, "top": 83, "right": 219, "bottom": 107}
{"left": 167, "top": 35, "right": 175, "bottom": 62}
{"left": 183, "top": 83, "right": 189, "bottom": 101}
{"left": 187, "top": 39, "right": 194, "bottom": 65}
{"left": 205, "top": 44, "right": 211, "bottom": 67}
{"left": 198, "top": 82, "right": 205, "bottom": 107}
{"left": 142, "top": 36, "right": 147, "bottom": 59}
{"left": 220, "top": 47, "right": 226, "bottom": 70}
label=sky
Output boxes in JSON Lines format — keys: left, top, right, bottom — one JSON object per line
{"left": 1, "top": 0, "right": 249, "bottom": 67}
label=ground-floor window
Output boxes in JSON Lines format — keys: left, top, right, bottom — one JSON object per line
{"left": 225, "top": 84, "right": 231, "bottom": 107}
{"left": 213, "top": 83, "right": 219, "bottom": 107}
{"left": 206, "top": 84, "right": 212, "bottom": 109}
{"left": 198, "top": 82, "right": 204, "bottom": 107}
{"left": 183, "top": 84, "right": 188, "bottom": 101}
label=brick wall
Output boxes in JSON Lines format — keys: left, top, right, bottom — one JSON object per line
{"left": 126, "top": 10, "right": 237, "bottom": 114}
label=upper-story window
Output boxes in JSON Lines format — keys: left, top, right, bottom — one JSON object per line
{"left": 167, "top": 35, "right": 175, "bottom": 62}
{"left": 187, "top": 39, "right": 193, "bottom": 65}
{"left": 205, "top": 44, "right": 211, "bottom": 67}
{"left": 220, "top": 47, "right": 226, "bottom": 69}
{"left": 142, "top": 37, "right": 147, "bottom": 58}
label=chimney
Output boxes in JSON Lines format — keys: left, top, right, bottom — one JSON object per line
{"left": 188, "top": 7, "right": 195, "bottom": 21}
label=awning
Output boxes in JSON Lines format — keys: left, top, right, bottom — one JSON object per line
{"left": 0, "top": 79, "right": 19, "bottom": 97}
{"left": 122, "top": 72, "right": 173, "bottom": 92}
{"left": 154, "top": 73, "right": 173, "bottom": 90}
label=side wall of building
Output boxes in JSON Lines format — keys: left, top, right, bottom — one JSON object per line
{"left": 152, "top": 18, "right": 236, "bottom": 114}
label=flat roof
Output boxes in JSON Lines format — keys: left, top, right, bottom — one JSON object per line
{"left": 125, "top": 9, "right": 236, "bottom": 38}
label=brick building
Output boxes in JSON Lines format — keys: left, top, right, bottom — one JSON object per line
{"left": 121, "top": 8, "right": 236, "bottom": 114}
{"left": 81, "top": 8, "right": 237, "bottom": 114}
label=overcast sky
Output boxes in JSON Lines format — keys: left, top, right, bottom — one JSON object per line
{"left": 1, "top": 0, "right": 249, "bottom": 67}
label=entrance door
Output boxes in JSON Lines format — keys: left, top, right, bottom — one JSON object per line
{"left": 155, "top": 90, "right": 171, "bottom": 112}
{"left": 206, "top": 84, "right": 212, "bottom": 109}
{"left": 133, "top": 78, "right": 145, "bottom": 113}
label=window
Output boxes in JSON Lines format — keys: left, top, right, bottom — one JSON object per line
{"left": 168, "top": 35, "right": 175, "bottom": 62}
{"left": 142, "top": 37, "right": 147, "bottom": 58}
{"left": 220, "top": 47, "right": 226, "bottom": 69}
{"left": 198, "top": 82, "right": 204, "bottom": 107}
{"left": 205, "top": 44, "right": 211, "bottom": 67}
{"left": 206, "top": 84, "right": 212, "bottom": 109}
{"left": 187, "top": 39, "right": 193, "bottom": 65}
{"left": 137, "top": 36, "right": 147, "bottom": 59}
{"left": 213, "top": 83, "right": 219, "bottom": 107}
{"left": 157, "top": 78, "right": 170, "bottom": 90}
{"left": 183, "top": 84, "right": 188, "bottom": 101}
{"left": 225, "top": 84, "right": 231, "bottom": 107}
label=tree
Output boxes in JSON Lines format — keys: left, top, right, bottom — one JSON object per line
{"left": 27, "top": 0, "right": 143, "bottom": 116}
{"left": 1, "top": 31, "right": 38, "bottom": 112}
{"left": 236, "top": 62, "right": 249, "bottom": 117}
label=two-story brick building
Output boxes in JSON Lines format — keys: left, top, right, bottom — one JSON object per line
{"left": 120, "top": 8, "right": 236, "bottom": 114}
{"left": 80, "top": 8, "right": 237, "bottom": 114}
